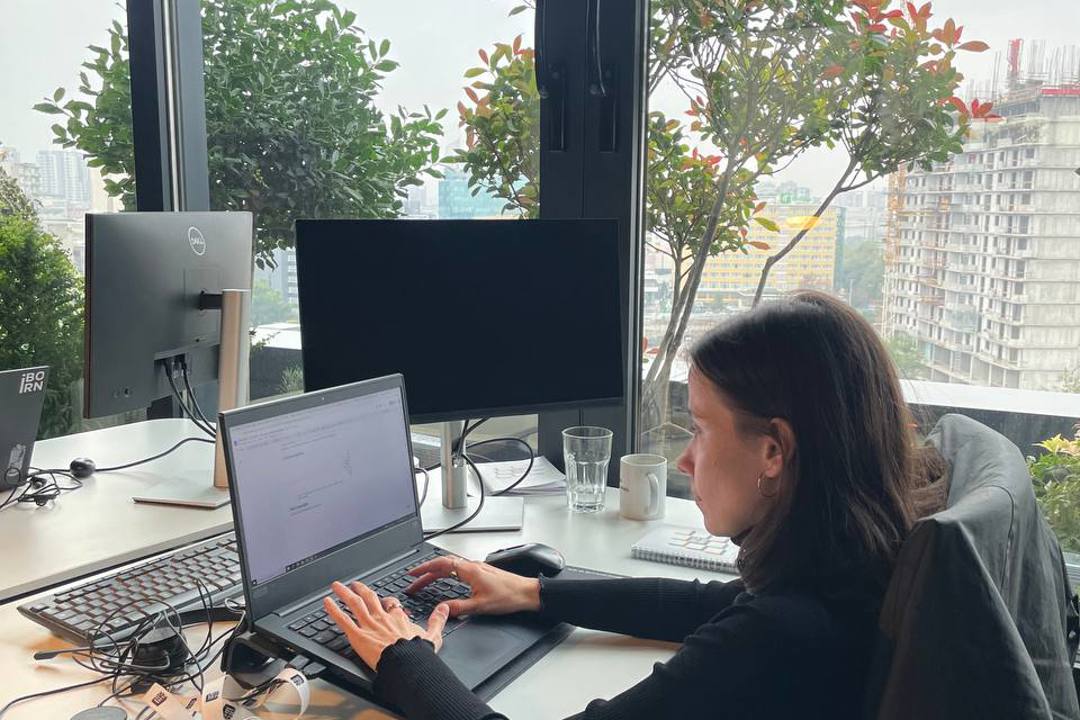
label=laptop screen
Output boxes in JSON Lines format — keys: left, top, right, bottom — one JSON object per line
{"left": 227, "top": 386, "right": 418, "bottom": 588}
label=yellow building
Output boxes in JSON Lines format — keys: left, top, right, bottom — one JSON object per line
{"left": 698, "top": 203, "right": 841, "bottom": 306}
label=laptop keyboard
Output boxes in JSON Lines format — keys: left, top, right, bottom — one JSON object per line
{"left": 289, "top": 550, "right": 472, "bottom": 660}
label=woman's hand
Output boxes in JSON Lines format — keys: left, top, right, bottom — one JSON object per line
{"left": 323, "top": 580, "right": 448, "bottom": 671}
{"left": 406, "top": 555, "right": 541, "bottom": 617}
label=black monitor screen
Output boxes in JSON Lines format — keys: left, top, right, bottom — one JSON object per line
{"left": 295, "top": 219, "right": 624, "bottom": 422}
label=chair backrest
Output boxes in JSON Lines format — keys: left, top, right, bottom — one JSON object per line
{"left": 867, "top": 414, "right": 1079, "bottom": 720}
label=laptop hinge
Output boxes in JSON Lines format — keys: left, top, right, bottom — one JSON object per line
{"left": 275, "top": 547, "right": 422, "bottom": 618}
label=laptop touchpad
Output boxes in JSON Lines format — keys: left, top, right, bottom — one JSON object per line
{"left": 441, "top": 623, "right": 525, "bottom": 688}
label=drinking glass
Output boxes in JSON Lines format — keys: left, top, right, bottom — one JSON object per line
{"left": 562, "top": 426, "right": 613, "bottom": 513}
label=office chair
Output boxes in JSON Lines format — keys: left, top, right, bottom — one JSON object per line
{"left": 865, "top": 414, "right": 1080, "bottom": 720}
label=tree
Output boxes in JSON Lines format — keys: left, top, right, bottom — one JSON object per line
{"left": 250, "top": 279, "right": 293, "bottom": 327}
{"left": 449, "top": 35, "right": 539, "bottom": 218}
{"left": 37, "top": 0, "right": 445, "bottom": 268}
{"left": 838, "top": 239, "right": 884, "bottom": 311}
{"left": 886, "top": 332, "right": 928, "bottom": 380}
{"left": 0, "top": 172, "right": 84, "bottom": 438}
{"left": 750, "top": 0, "right": 993, "bottom": 305}
{"left": 460, "top": 0, "right": 990, "bottom": 432}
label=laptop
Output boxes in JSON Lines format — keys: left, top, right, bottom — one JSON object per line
{"left": 218, "top": 374, "right": 559, "bottom": 694}
{"left": 1, "top": 366, "right": 49, "bottom": 490}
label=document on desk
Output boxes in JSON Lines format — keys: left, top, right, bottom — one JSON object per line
{"left": 474, "top": 456, "right": 566, "bottom": 496}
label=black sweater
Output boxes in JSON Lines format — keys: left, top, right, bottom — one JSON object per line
{"left": 373, "top": 577, "right": 880, "bottom": 719}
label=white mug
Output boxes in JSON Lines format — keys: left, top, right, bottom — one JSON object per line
{"left": 619, "top": 454, "right": 667, "bottom": 520}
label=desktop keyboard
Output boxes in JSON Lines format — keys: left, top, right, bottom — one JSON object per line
{"left": 18, "top": 532, "right": 243, "bottom": 644}
{"left": 294, "top": 549, "right": 472, "bottom": 660}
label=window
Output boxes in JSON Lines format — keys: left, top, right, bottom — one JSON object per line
{"left": 1, "top": 1, "right": 137, "bottom": 438}
{"left": 205, "top": 2, "right": 541, "bottom": 453}
{"left": 639, "top": 0, "right": 1080, "bottom": 512}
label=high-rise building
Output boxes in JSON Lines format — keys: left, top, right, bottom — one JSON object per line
{"left": 437, "top": 169, "right": 508, "bottom": 219}
{"left": 0, "top": 145, "right": 43, "bottom": 200}
{"left": 883, "top": 84, "right": 1080, "bottom": 390}
{"left": 698, "top": 202, "right": 842, "bottom": 309}
{"left": 36, "top": 150, "right": 90, "bottom": 205}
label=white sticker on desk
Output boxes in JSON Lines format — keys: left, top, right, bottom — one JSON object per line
{"left": 140, "top": 667, "right": 310, "bottom": 720}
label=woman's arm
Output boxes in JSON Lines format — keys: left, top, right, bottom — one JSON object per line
{"left": 375, "top": 593, "right": 821, "bottom": 720}
{"left": 406, "top": 556, "right": 744, "bottom": 642}
{"left": 537, "top": 576, "right": 744, "bottom": 642}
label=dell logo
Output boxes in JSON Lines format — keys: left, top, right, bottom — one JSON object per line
{"left": 18, "top": 370, "right": 46, "bottom": 394}
{"left": 188, "top": 226, "right": 207, "bottom": 256}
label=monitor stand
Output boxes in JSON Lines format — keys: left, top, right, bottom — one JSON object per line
{"left": 132, "top": 289, "right": 249, "bottom": 510}
{"left": 422, "top": 421, "right": 524, "bottom": 532}
{"left": 420, "top": 465, "right": 524, "bottom": 533}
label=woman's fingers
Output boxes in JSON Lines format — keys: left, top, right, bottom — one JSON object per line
{"left": 381, "top": 595, "right": 406, "bottom": 614}
{"left": 332, "top": 581, "right": 373, "bottom": 621}
{"left": 324, "top": 596, "right": 359, "bottom": 635}
{"left": 438, "top": 598, "right": 479, "bottom": 618}
{"left": 424, "top": 604, "right": 449, "bottom": 651}
{"left": 350, "top": 581, "right": 385, "bottom": 616}
{"left": 408, "top": 556, "right": 453, "bottom": 578}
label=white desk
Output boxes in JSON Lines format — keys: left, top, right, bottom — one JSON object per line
{"left": 1, "top": 420, "right": 231, "bottom": 603}
{"left": 0, "top": 420, "right": 735, "bottom": 718}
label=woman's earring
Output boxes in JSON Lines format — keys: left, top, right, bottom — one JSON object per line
{"left": 757, "top": 473, "right": 778, "bottom": 498}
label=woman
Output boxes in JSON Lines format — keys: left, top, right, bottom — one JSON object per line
{"left": 323, "top": 290, "right": 946, "bottom": 719}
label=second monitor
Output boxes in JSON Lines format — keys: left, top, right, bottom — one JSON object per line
{"left": 295, "top": 219, "right": 625, "bottom": 421}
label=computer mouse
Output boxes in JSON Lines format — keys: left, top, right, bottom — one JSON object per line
{"left": 69, "top": 457, "right": 96, "bottom": 479}
{"left": 485, "top": 543, "right": 565, "bottom": 578}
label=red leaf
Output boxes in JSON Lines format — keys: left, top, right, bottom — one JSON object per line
{"left": 754, "top": 201, "right": 767, "bottom": 212}
{"left": 456, "top": 100, "right": 467, "bottom": 116}
{"left": 868, "top": 23, "right": 887, "bottom": 32}
{"left": 513, "top": 35, "right": 522, "bottom": 54}
{"left": 479, "top": 48, "right": 489, "bottom": 65}
{"left": 748, "top": 241, "right": 771, "bottom": 251}
{"left": 822, "top": 64, "right": 845, "bottom": 79}
{"left": 465, "top": 87, "right": 480, "bottom": 103}
{"left": 945, "top": 96, "right": 968, "bottom": 115}
{"left": 958, "top": 40, "right": 989, "bottom": 52}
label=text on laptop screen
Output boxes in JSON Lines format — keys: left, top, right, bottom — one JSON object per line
{"left": 228, "top": 387, "right": 417, "bottom": 586}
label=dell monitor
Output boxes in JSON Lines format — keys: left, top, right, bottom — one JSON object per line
{"left": 85, "top": 212, "right": 253, "bottom": 418}
{"left": 295, "top": 218, "right": 624, "bottom": 421}
{"left": 84, "top": 211, "right": 253, "bottom": 508}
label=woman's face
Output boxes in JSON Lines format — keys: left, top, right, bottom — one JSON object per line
{"left": 677, "top": 367, "right": 785, "bottom": 537}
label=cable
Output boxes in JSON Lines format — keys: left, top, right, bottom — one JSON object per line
{"left": 416, "top": 466, "right": 431, "bottom": 506}
{"left": 0, "top": 467, "right": 83, "bottom": 510}
{"left": 423, "top": 418, "right": 488, "bottom": 540}
{"left": 180, "top": 359, "right": 216, "bottom": 433}
{"left": 0, "top": 677, "right": 112, "bottom": 719}
{"left": 165, "top": 364, "right": 215, "bottom": 438}
{"left": 462, "top": 437, "right": 536, "bottom": 496}
{"left": 94, "top": 437, "right": 215, "bottom": 473}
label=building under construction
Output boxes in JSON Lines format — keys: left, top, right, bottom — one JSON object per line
{"left": 882, "top": 40, "right": 1080, "bottom": 390}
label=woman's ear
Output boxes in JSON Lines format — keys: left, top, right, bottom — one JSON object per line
{"left": 763, "top": 418, "right": 796, "bottom": 480}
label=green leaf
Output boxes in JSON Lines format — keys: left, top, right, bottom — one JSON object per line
{"left": 379, "top": 39, "right": 390, "bottom": 57}
{"left": 508, "top": 5, "right": 530, "bottom": 16}
{"left": 375, "top": 60, "right": 398, "bottom": 72}
{"left": 53, "top": 87, "right": 65, "bottom": 102}
{"left": 754, "top": 216, "right": 780, "bottom": 233}
{"left": 33, "top": 103, "right": 64, "bottom": 115}
{"left": 464, "top": 67, "right": 485, "bottom": 79}
{"left": 340, "top": 10, "right": 356, "bottom": 27}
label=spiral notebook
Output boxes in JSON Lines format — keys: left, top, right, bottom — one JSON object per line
{"left": 631, "top": 525, "right": 740, "bottom": 573}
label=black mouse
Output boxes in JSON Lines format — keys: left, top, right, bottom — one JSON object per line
{"left": 69, "top": 457, "right": 96, "bottom": 479}
{"left": 485, "top": 543, "right": 565, "bottom": 578}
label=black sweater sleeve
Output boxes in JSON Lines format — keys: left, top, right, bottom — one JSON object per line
{"left": 374, "top": 590, "right": 846, "bottom": 720}
{"left": 536, "top": 576, "right": 744, "bottom": 642}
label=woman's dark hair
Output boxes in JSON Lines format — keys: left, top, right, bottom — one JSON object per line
{"left": 689, "top": 290, "right": 945, "bottom": 593}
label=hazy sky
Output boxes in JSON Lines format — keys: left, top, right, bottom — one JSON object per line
{"left": 2, "top": 0, "right": 1078, "bottom": 196}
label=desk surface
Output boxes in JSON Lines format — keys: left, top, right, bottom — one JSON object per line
{"left": 1, "top": 421, "right": 731, "bottom": 718}
{"left": 1, "top": 420, "right": 232, "bottom": 603}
